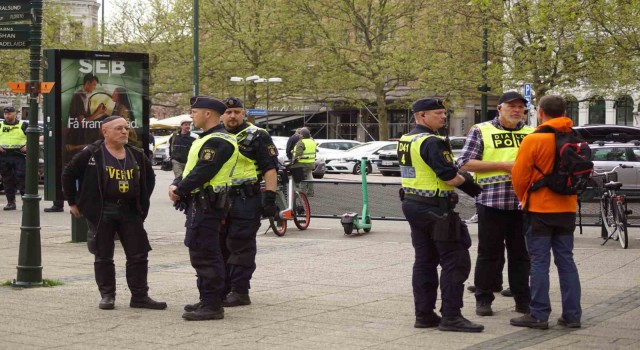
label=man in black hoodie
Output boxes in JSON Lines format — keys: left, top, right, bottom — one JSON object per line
{"left": 62, "top": 115, "right": 166, "bottom": 311}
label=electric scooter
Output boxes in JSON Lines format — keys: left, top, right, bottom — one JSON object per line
{"left": 341, "top": 157, "right": 372, "bottom": 235}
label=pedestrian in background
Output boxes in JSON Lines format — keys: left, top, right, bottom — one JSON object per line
{"left": 218, "top": 96, "right": 279, "bottom": 307}
{"left": 510, "top": 95, "right": 582, "bottom": 330}
{"left": 62, "top": 116, "right": 165, "bottom": 311}
{"left": 457, "top": 91, "right": 533, "bottom": 317}
{"left": 399, "top": 98, "right": 484, "bottom": 333}
{"left": 0, "top": 106, "right": 27, "bottom": 211}
{"left": 286, "top": 128, "right": 301, "bottom": 161}
{"left": 291, "top": 127, "right": 315, "bottom": 196}
{"left": 168, "top": 120, "right": 195, "bottom": 178}
{"left": 169, "top": 96, "right": 238, "bottom": 321}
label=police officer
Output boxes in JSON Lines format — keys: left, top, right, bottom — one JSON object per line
{"left": 399, "top": 98, "right": 484, "bottom": 332}
{"left": 291, "top": 128, "right": 316, "bottom": 196}
{"left": 168, "top": 96, "right": 239, "bottom": 321}
{"left": 0, "top": 106, "right": 27, "bottom": 210}
{"left": 218, "top": 96, "right": 279, "bottom": 307}
{"left": 168, "top": 120, "right": 196, "bottom": 178}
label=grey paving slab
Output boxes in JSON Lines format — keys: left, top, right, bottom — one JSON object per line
{"left": 2, "top": 171, "right": 640, "bottom": 349}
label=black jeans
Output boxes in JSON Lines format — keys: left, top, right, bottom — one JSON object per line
{"left": 89, "top": 202, "right": 151, "bottom": 298}
{"left": 0, "top": 153, "right": 25, "bottom": 201}
{"left": 474, "top": 204, "right": 530, "bottom": 305}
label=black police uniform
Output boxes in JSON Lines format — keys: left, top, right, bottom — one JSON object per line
{"left": 0, "top": 117, "right": 27, "bottom": 208}
{"left": 221, "top": 120, "right": 279, "bottom": 303}
{"left": 172, "top": 124, "right": 236, "bottom": 313}
{"left": 401, "top": 125, "right": 473, "bottom": 322}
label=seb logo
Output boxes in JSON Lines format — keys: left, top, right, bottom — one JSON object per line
{"left": 79, "top": 59, "right": 126, "bottom": 75}
{"left": 491, "top": 133, "right": 527, "bottom": 149}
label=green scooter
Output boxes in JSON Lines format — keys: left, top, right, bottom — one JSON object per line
{"left": 341, "top": 157, "right": 372, "bottom": 235}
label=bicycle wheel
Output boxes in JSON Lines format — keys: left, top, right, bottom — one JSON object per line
{"left": 615, "top": 199, "right": 628, "bottom": 249}
{"left": 600, "top": 196, "right": 617, "bottom": 240}
{"left": 269, "top": 192, "right": 287, "bottom": 236}
{"left": 293, "top": 191, "right": 311, "bottom": 230}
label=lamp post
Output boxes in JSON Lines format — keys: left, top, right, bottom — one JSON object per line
{"left": 229, "top": 75, "right": 260, "bottom": 106}
{"left": 254, "top": 77, "right": 282, "bottom": 131}
{"left": 193, "top": 0, "right": 199, "bottom": 96}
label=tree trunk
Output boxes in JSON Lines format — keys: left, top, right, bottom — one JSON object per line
{"left": 375, "top": 82, "right": 389, "bottom": 141}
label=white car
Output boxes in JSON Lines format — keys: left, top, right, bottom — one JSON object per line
{"left": 324, "top": 141, "right": 398, "bottom": 174}
{"left": 271, "top": 136, "right": 326, "bottom": 178}
{"left": 314, "top": 139, "right": 363, "bottom": 159}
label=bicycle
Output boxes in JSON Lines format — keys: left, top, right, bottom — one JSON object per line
{"left": 594, "top": 164, "right": 633, "bottom": 248}
{"left": 265, "top": 162, "right": 311, "bottom": 236}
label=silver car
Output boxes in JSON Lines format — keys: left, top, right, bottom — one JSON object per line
{"left": 590, "top": 142, "right": 640, "bottom": 190}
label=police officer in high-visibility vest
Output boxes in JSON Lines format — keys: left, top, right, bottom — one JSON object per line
{"left": 168, "top": 96, "right": 239, "bottom": 321}
{"left": 291, "top": 127, "right": 315, "bottom": 196}
{"left": 218, "top": 96, "right": 279, "bottom": 307}
{"left": 0, "top": 106, "right": 27, "bottom": 210}
{"left": 399, "top": 98, "right": 484, "bottom": 333}
{"left": 457, "top": 91, "right": 534, "bottom": 318}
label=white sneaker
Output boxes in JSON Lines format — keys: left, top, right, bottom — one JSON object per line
{"left": 465, "top": 213, "right": 478, "bottom": 224}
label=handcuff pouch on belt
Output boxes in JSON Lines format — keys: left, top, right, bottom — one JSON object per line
{"left": 199, "top": 186, "right": 230, "bottom": 214}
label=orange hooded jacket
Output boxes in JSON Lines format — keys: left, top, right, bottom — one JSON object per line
{"left": 511, "top": 117, "right": 577, "bottom": 213}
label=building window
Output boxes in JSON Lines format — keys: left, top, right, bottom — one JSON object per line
{"left": 566, "top": 95, "right": 579, "bottom": 125}
{"left": 588, "top": 96, "right": 605, "bottom": 124}
{"left": 616, "top": 95, "right": 634, "bottom": 126}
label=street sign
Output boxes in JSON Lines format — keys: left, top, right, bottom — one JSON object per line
{"left": 6, "top": 82, "right": 55, "bottom": 94}
{"left": 0, "top": 39, "right": 28, "bottom": 49}
{"left": 0, "top": 3, "right": 32, "bottom": 13}
{"left": 0, "top": 12, "right": 28, "bottom": 23}
{"left": 0, "top": 24, "right": 29, "bottom": 32}
{"left": 247, "top": 109, "right": 268, "bottom": 116}
{"left": 523, "top": 83, "right": 532, "bottom": 109}
{"left": 0, "top": 30, "right": 28, "bottom": 41}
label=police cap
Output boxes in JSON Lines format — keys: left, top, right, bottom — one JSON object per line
{"left": 412, "top": 98, "right": 445, "bottom": 113}
{"left": 222, "top": 96, "right": 243, "bottom": 109}
{"left": 3, "top": 106, "right": 16, "bottom": 113}
{"left": 190, "top": 96, "right": 226, "bottom": 115}
{"left": 498, "top": 91, "right": 527, "bottom": 105}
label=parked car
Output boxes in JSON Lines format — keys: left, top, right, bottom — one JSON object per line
{"left": 375, "top": 136, "right": 466, "bottom": 176}
{"left": 271, "top": 136, "right": 326, "bottom": 179}
{"left": 324, "top": 141, "right": 397, "bottom": 174}
{"left": 315, "top": 138, "right": 363, "bottom": 159}
{"left": 574, "top": 125, "right": 640, "bottom": 144}
{"left": 589, "top": 141, "right": 640, "bottom": 191}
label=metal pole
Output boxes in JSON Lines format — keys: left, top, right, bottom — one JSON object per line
{"left": 243, "top": 80, "right": 247, "bottom": 107}
{"left": 101, "top": 0, "right": 104, "bottom": 45}
{"left": 480, "top": 15, "right": 489, "bottom": 122}
{"left": 193, "top": 0, "right": 199, "bottom": 96}
{"left": 15, "top": 0, "right": 43, "bottom": 286}
{"left": 265, "top": 81, "right": 270, "bottom": 131}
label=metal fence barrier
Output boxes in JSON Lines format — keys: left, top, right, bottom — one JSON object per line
{"left": 304, "top": 179, "right": 640, "bottom": 227}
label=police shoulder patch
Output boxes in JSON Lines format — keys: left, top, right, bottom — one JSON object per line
{"left": 200, "top": 148, "right": 216, "bottom": 162}
{"left": 442, "top": 150, "right": 453, "bottom": 164}
{"left": 267, "top": 144, "right": 277, "bottom": 157}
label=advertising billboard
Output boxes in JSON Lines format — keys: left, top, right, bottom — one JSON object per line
{"left": 43, "top": 50, "right": 150, "bottom": 201}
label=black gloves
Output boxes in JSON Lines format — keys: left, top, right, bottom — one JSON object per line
{"left": 262, "top": 190, "right": 277, "bottom": 217}
{"left": 457, "top": 171, "right": 483, "bottom": 197}
{"left": 173, "top": 199, "right": 187, "bottom": 212}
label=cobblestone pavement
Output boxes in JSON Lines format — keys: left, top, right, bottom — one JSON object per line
{"left": 1, "top": 170, "right": 640, "bottom": 349}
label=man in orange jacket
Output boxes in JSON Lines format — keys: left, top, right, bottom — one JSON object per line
{"left": 510, "top": 95, "right": 582, "bottom": 330}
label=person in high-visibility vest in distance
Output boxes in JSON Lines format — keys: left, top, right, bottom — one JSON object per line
{"left": 0, "top": 106, "right": 27, "bottom": 210}
{"left": 291, "top": 127, "right": 316, "bottom": 196}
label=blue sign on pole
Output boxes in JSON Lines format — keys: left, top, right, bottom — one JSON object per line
{"left": 247, "top": 109, "right": 267, "bottom": 116}
{"left": 523, "top": 83, "right": 532, "bottom": 109}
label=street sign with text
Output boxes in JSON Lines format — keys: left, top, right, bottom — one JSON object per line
{"left": 247, "top": 109, "right": 268, "bottom": 116}
{"left": 0, "top": 3, "right": 32, "bottom": 13}
{"left": 0, "top": 12, "right": 28, "bottom": 23}
{"left": 0, "top": 30, "right": 29, "bottom": 41}
{"left": 0, "top": 40, "right": 28, "bottom": 49}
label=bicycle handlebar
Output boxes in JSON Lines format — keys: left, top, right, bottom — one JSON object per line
{"left": 592, "top": 164, "right": 634, "bottom": 178}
